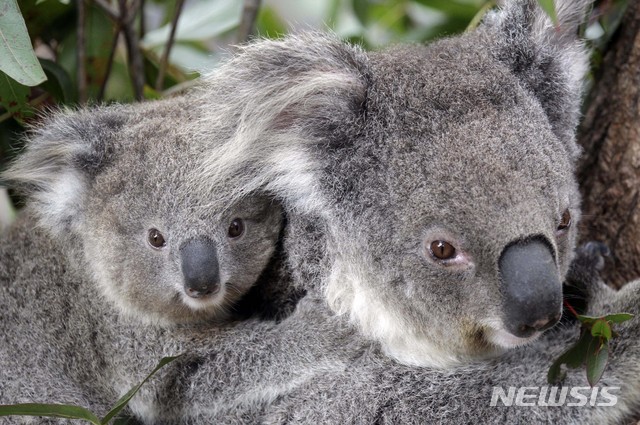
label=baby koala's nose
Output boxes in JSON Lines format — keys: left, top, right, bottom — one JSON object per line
{"left": 180, "top": 237, "right": 220, "bottom": 298}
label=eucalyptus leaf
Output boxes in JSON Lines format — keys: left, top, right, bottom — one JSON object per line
{"left": 547, "top": 330, "right": 591, "bottom": 384}
{"left": 586, "top": 338, "right": 609, "bottom": 387}
{"left": 413, "top": 0, "right": 478, "bottom": 20}
{"left": 141, "top": 0, "right": 241, "bottom": 48}
{"left": 591, "top": 319, "right": 612, "bottom": 340}
{"left": 112, "top": 415, "right": 140, "bottom": 425}
{"left": 0, "top": 403, "right": 100, "bottom": 424}
{"left": 536, "top": 0, "right": 558, "bottom": 25}
{"left": 547, "top": 358, "right": 566, "bottom": 385}
{"left": 0, "top": 71, "right": 30, "bottom": 121}
{"left": 0, "top": 0, "right": 47, "bottom": 86}
{"left": 576, "top": 314, "right": 598, "bottom": 324}
{"left": 256, "top": 6, "right": 288, "bottom": 39}
{"left": 564, "top": 333, "right": 589, "bottom": 368}
{"left": 100, "top": 355, "right": 181, "bottom": 424}
{"left": 604, "top": 313, "right": 634, "bottom": 324}
{"left": 352, "top": 0, "right": 369, "bottom": 25}
{"left": 39, "top": 58, "right": 76, "bottom": 103}
{"left": 466, "top": 1, "right": 496, "bottom": 31}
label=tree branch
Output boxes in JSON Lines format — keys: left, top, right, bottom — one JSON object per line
{"left": 77, "top": 0, "right": 87, "bottom": 103}
{"left": 92, "top": 0, "right": 119, "bottom": 21}
{"left": 236, "top": 0, "right": 262, "bottom": 44}
{"left": 155, "top": 0, "right": 185, "bottom": 91}
{"left": 120, "top": 0, "right": 145, "bottom": 100}
{"left": 98, "top": 25, "right": 122, "bottom": 101}
{"left": 139, "top": 0, "right": 146, "bottom": 39}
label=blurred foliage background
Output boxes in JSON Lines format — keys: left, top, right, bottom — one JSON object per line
{"left": 0, "top": 0, "right": 630, "bottom": 229}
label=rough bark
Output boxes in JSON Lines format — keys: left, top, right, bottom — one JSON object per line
{"left": 578, "top": 0, "right": 640, "bottom": 288}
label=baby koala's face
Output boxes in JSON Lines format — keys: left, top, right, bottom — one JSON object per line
{"left": 74, "top": 104, "right": 283, "bottom": 324}
{"left": 84, "top": 167, "right": 282, "bottom": 325}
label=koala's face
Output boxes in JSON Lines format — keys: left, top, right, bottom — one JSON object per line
{"left": 7, "top": 99, "right": 282, "bottom": 325}
{"left": 83, "top": 188, "right": 281, "bottom": 325}
{"left": 81, "top": 106, "right": 282, "bottom": 324}
{"left": 331, "top": 36, "right": 581, "bottom": 366}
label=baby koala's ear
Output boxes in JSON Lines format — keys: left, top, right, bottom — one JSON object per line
{"left": 2, "top": 107, "right": 128, "bottom": 236}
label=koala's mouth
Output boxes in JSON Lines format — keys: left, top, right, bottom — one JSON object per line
{"left": 180, "top": 285, "right": 227, "bottom": 311}
{"left": 484, "top": 325, "right": 542, "bottom": 349}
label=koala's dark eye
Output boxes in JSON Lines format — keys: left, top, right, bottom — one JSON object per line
{"left": 148, "top": 228, "right": 166, "bottom": 249}
{"left": 429, "top": 240, "right": 456, "bottom": 260}
{"left": 557, "top": 209, "right": 572, "bottom": 233}
{"left": 228, "top": 218, "right": 245, "bottom": 239}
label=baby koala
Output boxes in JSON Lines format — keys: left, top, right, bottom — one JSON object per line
{"left": 3, "top": 95, "right": 282, "bottom": 325}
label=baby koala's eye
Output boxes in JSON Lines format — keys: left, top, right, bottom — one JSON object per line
{"left": 228, "top": 218, "right": 245, "bottom": 239}
{"left": 429, "top": 240, "right": 456, "bottom": 260}
{"left": 557, "top": 209, "right": 572, "bottom": 233}
{"left": 148, "top": 228, "right": 166, "bottom": 249}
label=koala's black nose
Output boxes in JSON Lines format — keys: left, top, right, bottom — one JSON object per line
{"left": 499, "top": 238, "right": 562, "bottom": 338}
{"left": 180, "top": 237, "right": 220, "bottom": 298}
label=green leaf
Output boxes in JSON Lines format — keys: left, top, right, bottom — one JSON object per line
{"left": 547, "top": 358, "right": 566, "bottom": 385}
{"left": 565, "top": 330, "right": 592, "bottom": 368}
{"left": 143, "top": 85, "right": 162, "bottom": 100}
{"left": 0, "top": 71, "right": 30, "bottom": 121}
{"left": 255, "top": 6, "right": 287, "bottom": 39}
{"left": 604, "top": 313, "right": 634, "bottom": 324}
{"left": 111, "top": 415, "right": 140, "bottom": 425}
{"left": 466, "top": 1, "right": 497, "bottom": 31}
{"left": 39, "top": 58, "right": 76, "bottom": 103}
{"left": 591, "top": 319, "right": 612, "bottom": 340}
{"left": 141, "top": 0, "right": 242, "bottom": 48}
{"left": 547, "top": 330, "right": 591, "bottom": 384}
{"left": 576, "top": 314, "right": 598, "bottom": 324}
{"left": 0, "top": 0, "right": 47, "bottom": 86}
{"left": 54, "top": 3, "right": 118, "bottom": 100}
{"left": 0, "top": 403, "right": 100, "bottom": 424}
{"left": 100, "top": 355, "right": 181, "bottom": 424}
{"left": 586, "top": 338, "right": 609, "bottom": 387}
{"left": 413, "top": 0, "right": 479, "bottom": 20}
{"left": 352, "top": 0, "right": 369, "bottom": 25}
{"left": 536, "top": 0, "right": 558, "bottom": 25}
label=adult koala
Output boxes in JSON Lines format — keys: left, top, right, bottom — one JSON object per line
{"left": 196, "top": 0, "right": 586, "bottom": 368}
{"left": 164, "top": 0, "right": 640, "bottom": 422}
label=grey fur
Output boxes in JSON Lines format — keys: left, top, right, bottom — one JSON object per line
{"left": 4, "top": 0, "right": 640, "bottom": 424}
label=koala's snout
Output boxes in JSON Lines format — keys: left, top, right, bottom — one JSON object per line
{"left": 180, "top": 237, "right": 221, "bottom": 299}
{"left": 499, "top": 238, "right": 562, "bottom": 338}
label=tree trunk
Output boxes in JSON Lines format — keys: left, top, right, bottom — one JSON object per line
{"left": 578, "top": 0, "right": 640, "bottom": 288}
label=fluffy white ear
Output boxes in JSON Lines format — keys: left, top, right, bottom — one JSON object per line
{"left": 2, "top": 108, "right": 127, "bottom": 236}
{"left": 483, "top": 0, "right": 593, "bottom": 157}
{"left": 196, "top": 33, "right": 369, "bottom": 214}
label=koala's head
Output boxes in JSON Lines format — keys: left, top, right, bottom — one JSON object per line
{"left": 198, "top": 0, "right": 591, "bottom": 367}
{"left": 3, "top": 98, "right": 282, "bottom": 324}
